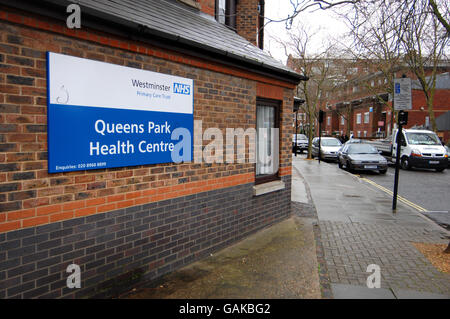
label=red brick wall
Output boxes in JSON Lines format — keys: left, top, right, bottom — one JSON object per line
{"left": 197, "top": 0, "right": 215, "bottom": 16}
{"left": 236, "top": 0, "right": 259, "bottom": 46}
{"left": 0, "top": 7, "right": 294, "bottom": 233}
{"left": 353, "top": 106, "right": 374, "bottom": 137}
{"left": 405, "top": 89, "right": 449, "bottom": 128}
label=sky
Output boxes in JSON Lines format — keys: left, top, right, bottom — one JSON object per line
{"left": 263, "top": 0, "right": 350, "bottom": 64}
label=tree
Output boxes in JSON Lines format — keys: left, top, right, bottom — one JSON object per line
{"left": 264, "top": 0, "right": 449, "bottom": 34}
{"left": 280, "top": 24, "right": 343, "bottom": 158}
{"left": 400, "top": 0, "right": 449, "bottom": 132}
{"left": 341, "top": 0, "right": 449, "bottom": 133}
{"left": 340, "top": 1, "right": 404, "bottom": 136}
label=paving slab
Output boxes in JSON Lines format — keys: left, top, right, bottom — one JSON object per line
{"left": 331, "top": 284, "right": 395, "bottom": 299}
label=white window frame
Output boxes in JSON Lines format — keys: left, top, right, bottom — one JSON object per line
{"left": 364, "top": 112, "right": 370, "bottom": 124}
{"left": 356, "top": 113, "right": 361, "bottom": 124}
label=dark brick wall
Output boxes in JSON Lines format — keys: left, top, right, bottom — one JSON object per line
{"left": 0, "top": 176, "right": 291, "bottom": 299}
{"left": 0, "top": 12, "right": 294, "bottom": 232}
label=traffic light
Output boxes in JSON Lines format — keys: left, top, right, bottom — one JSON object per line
{"left": 318, "top": 110, "right": 324, "bottom": 123}
{"left": 398, "top": 111, "right": 408, "bottom": 125}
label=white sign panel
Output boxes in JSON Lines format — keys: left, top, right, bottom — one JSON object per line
{"left": 393, "top": 78, "right": 412, "bottom": 110}
{"left": 47, "top": 52, "right": 194, "bottom": 173}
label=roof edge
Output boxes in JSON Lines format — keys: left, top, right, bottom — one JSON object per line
{"left": 0, "top": 0, "right": 307, "bottom": 84}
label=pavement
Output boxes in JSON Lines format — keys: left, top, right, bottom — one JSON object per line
{"left": 121, "top": 155, "right": 450, "bottom": 299}
{"left": 123, "top": 215, "right": 321, "bottom": 299}
{"left": 292, "top": 155, "right": 450, "bottom": 298}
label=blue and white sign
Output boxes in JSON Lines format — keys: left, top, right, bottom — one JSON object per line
{"left": 393, "top": 77, "right": 412, "bottom": 111}
{"left": 47, "top": 52, "right": 193, "bottom": 173}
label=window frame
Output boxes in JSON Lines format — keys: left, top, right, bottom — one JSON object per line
{"left": 356, "top": 113, "right": 361, "bottom": 124}
{"left": 255, "top": 98, "right": 281, "bottom": 185}
{"left": 215, "top": 0, "right": 236, "bottom": 30}
{"left": 364, "top": 112, "right": 370, "bottom": 124}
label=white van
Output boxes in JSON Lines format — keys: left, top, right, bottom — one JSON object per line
{"left": 392, "top": 129, "right": 448, "bottom": 172}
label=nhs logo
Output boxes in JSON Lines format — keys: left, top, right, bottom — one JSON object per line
{"left": 173, "top": 83, "right": 191, "bottom": 95}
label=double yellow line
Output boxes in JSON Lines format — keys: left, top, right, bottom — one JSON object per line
{"left": 360, "top": 177, "right": 427, "bottom": 212}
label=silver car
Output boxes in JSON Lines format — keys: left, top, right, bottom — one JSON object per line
{"left": 338, "top": 143, "right": 388, "bottom": 174}
{"left": 311, "top": 137, "right": 342, "bottom": 161}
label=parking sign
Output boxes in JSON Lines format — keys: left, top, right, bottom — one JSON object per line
{"left": 393, "top": 78, "right": 412, "bottom": 110}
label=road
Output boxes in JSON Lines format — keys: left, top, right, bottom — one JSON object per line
{"left": 346, "top": 162, "right": 449, "bottom": 213}
{"left": 294, "top": 152, "right": 450, "bottom": 213}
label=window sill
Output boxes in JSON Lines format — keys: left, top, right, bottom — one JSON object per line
{"left": 253, "top": 180, "right": 285, "bottom": 196}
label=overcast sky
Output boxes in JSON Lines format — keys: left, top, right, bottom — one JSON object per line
{"left": 263, "top": 0, "right": 350, "bottom": 63}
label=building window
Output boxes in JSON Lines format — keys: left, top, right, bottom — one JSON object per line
{"left": 216, "top": 0, "right": 226, "bottom": 24}
{"left": 352, "top": 86, "right": 358, "bottom": 93}
{"left": 364, "top": 112, "right": 369, "bottom": 124}
{"left": 256, "top": 99, "right": 279, "bottom": 184}
{"left": 357, "top": 131, "right": 361, "bottom": 137}
{"left": 216, "top": 0, "right": 236, "bottom": 29}
{"left": 356, "top": 113, "right": 361, "bottom": 124}
{"left": 327, "top": 116, "right": 331, "bottom": 126}
{"left": 341, "top": 116, "right": 345, "bottom": 125}
{"left": 364, "top": 131, "right": 367, "bottom": 137}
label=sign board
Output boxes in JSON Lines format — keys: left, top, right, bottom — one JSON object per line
{"left": 47, "top": 52, "right": 194, "bottom": 173}
{"left": 393, "top": 78, "right": 412, "bottom": 110}
{"left": 378, "top": 121, "right": 384, "bottom": 127}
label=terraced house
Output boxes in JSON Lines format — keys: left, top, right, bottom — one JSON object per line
{"left": 0, "top": 0, "right": 305, "bottom": 298}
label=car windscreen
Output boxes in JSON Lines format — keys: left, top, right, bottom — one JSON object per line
{"left": 406, "top": 132, "right": 441, "bottom": 145}
{"left": 347, "top": 144, "right": 378, "bottom": 154}
{"left": 293, "top": 134, "right": 307, "bottom": 140}
{"left": 321, "top": 139, "right": 341, "bottom": 146}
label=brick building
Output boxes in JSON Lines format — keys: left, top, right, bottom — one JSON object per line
{"left": 329, "top": 72, "right": 450, "bottom": 140}
{"left": 0, "top": 0, "right": 304, "bottom": 298}
{"left": 287, "top": 54, "right": 449, "bottom": 141}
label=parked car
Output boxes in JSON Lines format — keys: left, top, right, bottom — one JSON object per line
{"left": 292, "top": 134, "right": 309, "bottom": 153}
{"left": 311, "top": 137, "right": 342, "bottom": 161}
{"left": 369, "top": 129, "right": 447, "bottom": 172}
{"left": 343, "top": 138, "right": 364, "bottom": 146}
{"left": 338, "top": 143, "right": 388, "bottom": 174}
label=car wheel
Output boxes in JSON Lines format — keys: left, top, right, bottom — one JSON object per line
{"left": 401, "top": 156, "right": 411, "bottom": 170}
{"left": 379, "top": 169, "right": 387, "bottom": 174}
{"left": 435, "top": 168, "right": 445, "bottom": 172}
{"left": 347, "top": 161, "right": 353, "bottom": 173}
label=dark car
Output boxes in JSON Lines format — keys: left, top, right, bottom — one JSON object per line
{"left": 337, "top": 139, "right": 365, "bottom": 157}
{"left": 338, "top": 143, "right": 388, "bottom": 174}
{"left": 292, "top": 134, "right": 309, "bottom": 154}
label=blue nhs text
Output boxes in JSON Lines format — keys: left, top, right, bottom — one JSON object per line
{"left": 173, "top": 83, "right": 191, "bottom": 95}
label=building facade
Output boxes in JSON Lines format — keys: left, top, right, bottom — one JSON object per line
{"left": 0, "top": 0, "right": 303, "bottom": 298}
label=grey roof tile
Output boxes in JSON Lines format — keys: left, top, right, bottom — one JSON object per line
{"left": 73, "top": 0, "right": 300, "bottom": 79}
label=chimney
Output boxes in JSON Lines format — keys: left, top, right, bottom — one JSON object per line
{"left": 236, "top": 0, "right": 264, "bottom": 49}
